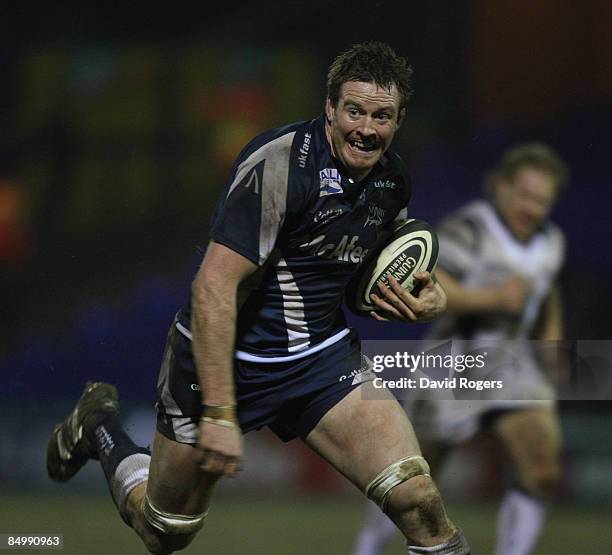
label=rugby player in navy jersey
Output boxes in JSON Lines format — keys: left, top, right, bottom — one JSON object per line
{"left": 46, "top": 42, "right": 470, "bottom": 555}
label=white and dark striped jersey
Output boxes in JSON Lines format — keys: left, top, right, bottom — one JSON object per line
{"left": 430, "top": 199, "right": 565, "bottom": 341}
{"left": 177, "top": 115, "right": 412, "bottom": 362}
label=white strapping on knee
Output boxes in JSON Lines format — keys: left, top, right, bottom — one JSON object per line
{"left": 110, "top": 453, "right": 150, "bottom": 516}
{"left": 407, "top": 529, "right": 470, "bottom": 554}
{"left": 365, "top": 455, "right": 431, "bottom": 513}
{"left": 141, "top": 493, "right": 207, "bottom": 536}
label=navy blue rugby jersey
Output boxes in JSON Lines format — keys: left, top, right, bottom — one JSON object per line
{"left": 177, "top": 114, "right": 411, "bottom": 362}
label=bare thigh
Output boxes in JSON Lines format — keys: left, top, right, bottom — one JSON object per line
{"left": 305, "top": 381, "right": 422, "bottom": 491}
{"left": 146, "top": 431, "right": 220, "bottom": 514}
{"left": 305, "top": 382, "right": 458, "bottom": 546}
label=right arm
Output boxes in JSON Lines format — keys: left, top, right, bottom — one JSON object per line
{"left": 191, "top": 241, "right": 258, "bottom": 477}
{"left": 432, "top": 210, "right": 529, "bottom": 317}
{"left": 191, "top": 128, "right": 297, "bottom": 475}
{"left": 436, "top": 267, "right": 530, "bottom": 316}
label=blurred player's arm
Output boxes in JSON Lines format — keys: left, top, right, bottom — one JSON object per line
{"left": 531, "top": 286, "right": 563, "bottom": 340}
{"left": 531, "top": 286, "right": 568, "bottom": 385}
{"left": 190, "top": 240, "right": 258, "bottom": 475}
{"left": 435, "top": 267, "right": 530, "bottom": 316}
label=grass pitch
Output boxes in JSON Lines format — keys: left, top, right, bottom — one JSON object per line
{"left": 3, "top": 494, "right": 611, "bottom": 554}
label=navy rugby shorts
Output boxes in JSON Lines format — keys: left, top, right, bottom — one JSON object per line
{"left": 156, "top": 321, "right": 375, "bottom": 443}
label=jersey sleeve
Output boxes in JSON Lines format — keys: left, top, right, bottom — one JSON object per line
{"left": 436, "top": 212, "right": 480, "bottom": 280}
{"left": 210, "top": 131, "right": 297, "bottom": 266}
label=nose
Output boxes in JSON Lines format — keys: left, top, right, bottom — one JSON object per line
{"left": 356, "top": 115, "right": 376, "bottom": 138}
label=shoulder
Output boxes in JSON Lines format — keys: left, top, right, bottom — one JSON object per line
{"left": 434, "top": 200, "right": 486, "bottom": 277}
{"left": 437, "top": 199, "right": 485, "bottom": 247}
{"left": 382, "top": 149, "right": 412, "bottom": 203}
{"left": 234, "top": 120, "right": 311, "bottom": 168}
{"left": 224, "top": 119, "right": 320, "bottom": 205}
{"left": 384, "top": 149, "right": 408, "bottom": 174}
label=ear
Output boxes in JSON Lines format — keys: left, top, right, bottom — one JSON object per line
{"left": 397, "top": 107, "right": 406, "bottom": 128}
{"left": 325, "top": 98, "right": 334, "bottom": 124}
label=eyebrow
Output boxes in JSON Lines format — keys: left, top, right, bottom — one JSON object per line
{"left": 344, "top": 100, "right": 396, "bottom": 114}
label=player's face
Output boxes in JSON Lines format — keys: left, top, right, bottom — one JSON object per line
{"left": 325, "top": 81, "right": 404, "bottom": 182}
{"left": 496, "top": 166, "right": 559, "bottom": 241}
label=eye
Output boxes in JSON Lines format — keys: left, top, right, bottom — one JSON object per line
{"left": 376, "top": 113, "right": 391, "bottom": 122}
{"left": 347, "top": 108, "right": 360, "bottom": 118}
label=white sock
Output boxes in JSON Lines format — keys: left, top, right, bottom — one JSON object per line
{"left": 352, "top": 502, "right": 398, "bottom": 555}
{"left": 494, "top": 489, "right": 546, "bottom": 555}
{"left": 109, "top": 452, "right": 150, "bottom": 523}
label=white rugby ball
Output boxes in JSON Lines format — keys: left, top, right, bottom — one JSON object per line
{"left": 346, "top": 219, "right": 439, "bottom": 315}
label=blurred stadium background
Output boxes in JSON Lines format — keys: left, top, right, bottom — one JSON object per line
{"left": 1, "top": 2, "right": 611, "bottom": 553}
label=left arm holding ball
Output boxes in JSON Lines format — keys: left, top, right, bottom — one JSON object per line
{"left": 370, "top": 272, "right": 447, "bottom": 322}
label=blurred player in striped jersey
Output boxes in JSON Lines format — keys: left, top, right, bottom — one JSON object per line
{"left": 353, "top": 143, "right": 569, "bottom": 555}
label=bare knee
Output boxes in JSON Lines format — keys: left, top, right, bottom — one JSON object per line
{"left": 386, "top": 475, "right": 454, "bottom": 543}
{"left": 131, "top": 510, "right": 198, "bottom": 554}
{"left": 131, "top": 432, "right": 219, "bottom": 553}
{"left": 520, "top": 462, "right": 562, "bottom": 498}
{"left": 127, "top": 488, "right": 205, "bottom": 554}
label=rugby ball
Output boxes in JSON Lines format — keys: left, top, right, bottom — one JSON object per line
{"left": 346, "top": 219, "right": 438, "bottom": 315}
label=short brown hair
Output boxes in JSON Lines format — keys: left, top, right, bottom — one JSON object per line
{"left": 327, "top": 42, "right": 413, "bottom": 112}
{"left": 485, "top": 142, "right": 570, "bottom": 193}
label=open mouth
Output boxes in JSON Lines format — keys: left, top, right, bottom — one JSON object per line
{"left": 348, "top": 139, "right": 378, "bottom": 153}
